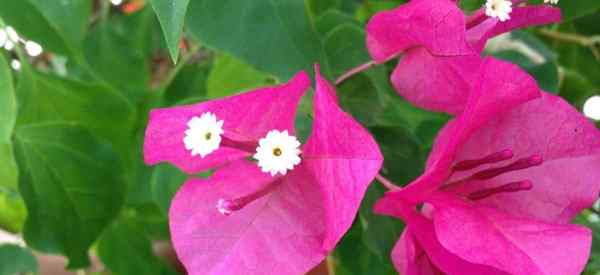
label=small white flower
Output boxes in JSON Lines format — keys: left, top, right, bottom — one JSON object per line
{"left": 254, "top": 130, "right": 302, "bottom": 176}
{"left": 0, "top": 29, "right": 7, "bottom": 48}
{"left": 10, "top": 59, "right": 20, "bottom": 71}
{"left": 544, "top": 0, "right": 559, "bottom": 4}
{"left": 4, "top": 40, "right": 14, "bottom": 51}
{"left": 183, "top": 112, "right": 224, "bottom": 158}
{"left": 485, "top": 0, "right": 512, "bottom": 22}
{"left": 25, "top": 41, "right": 43, "bottom": 57}
{"left": 5, "top": 26, "right": 19, "bottom": 42}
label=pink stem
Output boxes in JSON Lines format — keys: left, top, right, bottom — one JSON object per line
{"left": 335, "top": 61, "right": 376, "bottom": 85}
{"left": 375, "top": 174, "right": 401, "bottom": 191}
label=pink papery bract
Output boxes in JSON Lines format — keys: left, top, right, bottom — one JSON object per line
{"left": 169, "top": 66, "right": 383, "bottom": 274}
{"left": 366, "top": 0, "right": 560, "bottom": 114}
{"left": 374, "top": 56, "right": 600, "bottom": 275}
{"left": 144, "top": 71, "right": 310, "bottom": 174}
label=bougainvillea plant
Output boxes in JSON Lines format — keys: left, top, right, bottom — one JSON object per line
{"left": 1, "top": 0, "right": 599, "bottom": 274}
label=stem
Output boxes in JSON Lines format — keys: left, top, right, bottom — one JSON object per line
{"left": 334, "top": 61, "right": 375, "bottom": 85}
{"left": 538, "top": 29, "right": 600, "bottom": 60}
{"left": 375, "top": 174, "right": 401, "bottom": 191}
{"left": 157, "top": 44, "right": 201, "bottom": 91}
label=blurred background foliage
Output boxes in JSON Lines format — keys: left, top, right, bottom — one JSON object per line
{"left": 0, "top": 0, "right": 598, "bottom": 274}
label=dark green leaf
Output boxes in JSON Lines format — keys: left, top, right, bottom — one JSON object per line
{"left": 0, "top": 0, "right": 91, "bottom": 56}
{"left": 15, "top": 61, "right": 136, "bottom": 163}
{"left": 13, "top": 122, "right": 126, "bottom": 268}
{"left": 0, "top": 244, "right": 38, "bottom": 275}
{"left": 323, "top": 24, "right": 370, "bottom": 78}
{"left": 98, "top": 220, "right": 177, "bottom": 275}
{"left": 150, "top": 164, "right": 187, "bottom": 215}
{"left": 149, "top": 0, "right": 190, "bottom": 63}
{"left": 558, "top": 0, "right": 600, "bottom": 22}
{"left": 186, "top": 0, "right": 329, "bottom": 80}
{"left": 163, "top": 61, "right": 211, "bottom": 106}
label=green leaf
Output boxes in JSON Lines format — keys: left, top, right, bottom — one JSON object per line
{"left": 98, "top": 221, "right": 177, "bottom": 275}
{"left": 150, "top": 164, "right": 187, "bottom": 215}
{"left": 83, "top": 9, "right": 157, "bottom": 100}
{"left": 15, "top": 61, "right": 136, "bottom": 163}
{"left": 558, "top": 0, "right": 600, "bottom": 22}
{"left": 207, "top": 54, "right": 276, "bottom": 98}
{"left": 371, "top": 126, "right": 424, "bottom": 183}
{"left": 0, "top": 54, "right": 17, "bottom": 190}
{"left": 0, "top": 53, "right": 25, "bottom": 234}
{"left": 307, "top": 0, "right": 341, "bottom": 17}
{"left": 149, "top": 0, "right": 190, "bottom": 63}
{"left": 0, "top": 0, "right": 91, "bottom": 56}
{"left": 13, "top": 122, "right": 126, "bottom": 268}
{"left": 0, "top": 244, "right": 38, "bottom": 275}
{"left": 186, "top": 0, "right": 329, "bottom": 80}
{"left": 163, "top": 62, "right": 211, "bottom": 106}
{"left": 323, "top": 24, "right": 370, "bottom": 78}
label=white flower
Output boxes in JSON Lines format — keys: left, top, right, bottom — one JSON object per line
{"left": 25, "top": 41, "right": 43, "bottom": 57}
{"left": 183, "top": 112, "right": 224, "bottom": 158}
{"left": 5, "top": 26, "right": 19, "bottom": 42}
{"left": 254, "top": 130, "right": 301, "bottom": 176}
{"left": 0, "top": 29, "right": 7, "bottom": 48}
{"left": 544, "top": 0, "right": 559, "bottom": 4}
{"left": 4, "top": 40, "right": 14, "bottom": 51}
{"left": 485, "top": 0, "right": 512, "bottom": 22}
{"left": 10, "top": 59, "right": 20, "bottom": 71}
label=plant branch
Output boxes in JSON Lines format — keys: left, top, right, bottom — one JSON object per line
{"left": 157, "top": 43, "right": 201, "bottom": 92}
{"left": 538, "top": 29, "right": 600, "bottom": 60}
{"left": 334, "top": 61, "right": 375, "bottom": 85}
{"left": 375, "top": 174, "right": 401, "bottom": 191}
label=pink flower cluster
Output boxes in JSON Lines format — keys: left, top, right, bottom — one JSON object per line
{"left": 143, "top": 0, "right": 600, "bottom": 274}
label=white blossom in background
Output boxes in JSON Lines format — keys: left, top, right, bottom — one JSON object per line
{"left": 10, "top": 59, "right": 21, "bottom": 71}
{"left": 544, "top": 0, "right": 559, "bottom": 4}
{"left": 583, "top": 96, "right": 600, "bottom": 121}
{"left": 3, "top": 40, "right": 14, "bottom": 51}
{"left": 110, "top": 0, "right": 123, "bottom": 5}
{"left": 254, "top": 130, "right": 302, "bottom": 176}
{"left": 485, "top": 0, "right": 512, "bottom": 22}
{"left": 25, "top": 41, "right": 43, "bottom": 57}
{"left": 0, "top": 29, "right": 6, "bottom": 48}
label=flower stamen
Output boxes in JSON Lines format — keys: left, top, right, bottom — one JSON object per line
{"left": 453, "top": 149, "right": 514, "bottom": 171}
{"left": 216, "top": 179, "right": 282, "bottom": 216}
{"left": 468, "top": 155, "right": 543, "bottom": 180}
{"left": 468, "top": 180, "right": 533, "bottom": 200}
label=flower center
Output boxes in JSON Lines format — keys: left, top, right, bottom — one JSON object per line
{"left": 216, "top": 178, "right": 282, "bottom": 216}
{"left": 254, "top": 130, "right": 302, "bottom": 176}
{"left": 448, "top": 149, "right": 543, "bottom": 200}
{"left": 183, "top": 112, "right": 224, "bottom": 158}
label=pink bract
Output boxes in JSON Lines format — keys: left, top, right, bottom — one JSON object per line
{"left": 374, "top": 57, "right": 600, "bottom": 275}
{"left": 168, "top": 66, "right": 383, "bottom": 275}
{"left": 366, "top": 0, "right": 560, "bottom": 114}
{"left": 144, "top": 71, "right": 310, "bottom": 174}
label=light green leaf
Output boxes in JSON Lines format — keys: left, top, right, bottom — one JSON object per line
{"left": 0, "top": 244, "right": 38, "bottom": 275}
{"left": 207, "top": 54, "right": 276, "bottom": 98}
{"left": 186, "top": 0, "right": 329, "bottom": 80}
{"left": 0, "top": 54, "right": 17, "bottom": 190}
{"left": 13, "top": 122, "right": 125, "bottom": 268}
{"left": 0, "top": 0, "right": 91, "bottom": 56}
{"left": 149, "top": 0, "right": 190, "bottom": 64}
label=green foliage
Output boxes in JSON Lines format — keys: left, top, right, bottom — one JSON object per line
{"left": 0, "top": 1, "right": 597, "bottom": 274}
{"left": 13, "top": 123, "right": 125, "bottom": 268}
{"left": 0, "top": 244, "right": 37, "bottom": 275}
{"left": 149, "top": 0, "right": 190, "bottom": 63}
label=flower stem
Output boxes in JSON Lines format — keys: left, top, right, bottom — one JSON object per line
{"left": 538, "top": 29, "right": 600, "bottom": 60}
{"left": 334, "top": 61, "right": 375, "bottom": 85}
{"left": 375, "top": 174, "right": 401, "bottom": 191}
